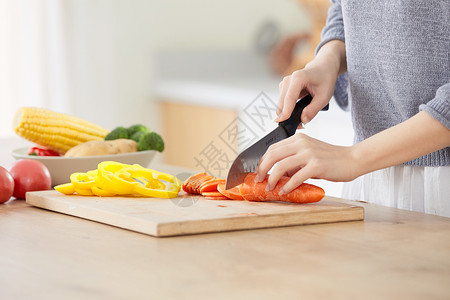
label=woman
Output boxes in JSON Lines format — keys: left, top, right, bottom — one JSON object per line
{"left": 255, "top": 0, "right": 450, "bottom": 217}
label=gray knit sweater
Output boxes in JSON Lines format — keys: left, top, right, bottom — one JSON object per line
{"left": 317, "top": 0, "right": 450, "bottom": 166}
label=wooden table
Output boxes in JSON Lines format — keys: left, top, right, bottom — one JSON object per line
{"left": 1, "top": 163, "right": 450, "bottom": 300}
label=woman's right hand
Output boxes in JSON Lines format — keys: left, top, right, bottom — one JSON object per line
{"left": 275, "top": 40, "right": 346, "bottom": 126}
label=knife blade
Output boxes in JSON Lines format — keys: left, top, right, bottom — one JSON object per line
{"left": 225, "top": 95, "right": 327, "bottom": 189}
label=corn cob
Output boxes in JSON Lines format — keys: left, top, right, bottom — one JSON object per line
{"left": 13, "top": 107, "right": 110, "bottom": 154}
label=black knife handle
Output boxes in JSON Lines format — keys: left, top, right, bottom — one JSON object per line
{"left": 279, "top": 95, "right": 329, "bottom": 137}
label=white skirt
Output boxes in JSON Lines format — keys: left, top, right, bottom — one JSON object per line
{"left": 342, "top": 165, "right": 450, "bottom": 218}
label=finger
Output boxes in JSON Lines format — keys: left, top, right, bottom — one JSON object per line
{"left": 265, "top": 154, "right": 305, "bottom": 191}
{"left": 301, "top": 95, "right": 329, "bottom": 125}
{"left": 254, "top": 142, "right": 299, "bottom": 183}
{"left": 298, "top": 89, "right": 309, "bottom": 99}
{"left": 258, "top": 134, "right": 298, "bottom": 165}
{"left": 277, "top": 76, "right": 290, "bottom": 116}
{"left": 286, "top": 165, "right": 302, "bottom": 177}
{"left": 278, "top": 72, "right": 307, "bottom": 122}
{"left": 279, "top": 164, "right": 314, "bottom": 195}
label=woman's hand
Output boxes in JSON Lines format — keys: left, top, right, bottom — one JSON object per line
{"left": 255, "top": 111, "right": 450, "bottom": 195}
{"left": 276, "top": 40, "right": 346, "bottom": 126}
{"left": 254, "top": 133, "right": 358, "bottom": 195}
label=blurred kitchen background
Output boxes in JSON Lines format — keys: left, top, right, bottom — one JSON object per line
{"left": 0, "top": 0, "right": 353, "bottom": 196}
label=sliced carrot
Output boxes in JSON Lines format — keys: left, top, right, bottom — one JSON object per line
{"left": 239, "top": 173, "right": 325, "bottom": 204}
{"left": 199, "top": 178, "right": 226, "bottom": 194}
{"left": 205, "top": 196, "right": 229, "bottom": 200}
{"left": 182, "top": 173, "right": 211, "bottom": 194}
{"left": 194, "top": 175, "right": 214, "bottom": 194}
{"left": 182, "top": 173, "right": 203, "bottom": 193}
{"left": 217, "top": 183, "right": 244, "bottom": 200}
{"left": 201, "top": 191, "right": 224, "bottom": 197}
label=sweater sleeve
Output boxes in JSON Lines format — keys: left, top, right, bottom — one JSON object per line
{"left": 419, "top": 82, "right": 450, "bottom": 129}
{"left": 316, "top": 0, "right": 345, "bottom": 52}
{"left": 316, "top": 0, "right": 349, "bottom": 111}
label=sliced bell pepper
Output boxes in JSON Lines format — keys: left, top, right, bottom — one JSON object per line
{"left": 54, "top": 161, "right": 182, "bottom": 198}
{"left": 54, "top": 183, "right": 75, "bottom": 195}
{"left": 27, "top": 146, "right": 60, "bottom": 156}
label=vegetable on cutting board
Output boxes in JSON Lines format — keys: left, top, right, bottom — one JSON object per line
{"left": 54, "top": 161, "right": 181, "bottom": 198}
{"left": 13, "top": 107, "right": 110, "bottom": 155}
{"left": 239, "top": 173, "right": 324, "bottom": 204}
{"left": 183, "top": 172, "right": 325, "bottom": 204}
{"left": 64, "top": 139, "right": 137, "bottom": 157}
{"left": 217, "top": 183, "right": 244, "bottom": 200}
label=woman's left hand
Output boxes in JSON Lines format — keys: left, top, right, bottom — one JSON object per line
{"left": 254, "top": 133, "right": 359, "bottom": 195}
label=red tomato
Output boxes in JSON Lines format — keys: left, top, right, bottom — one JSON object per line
{"left": 10, "top": 159, "right": 52, "bottom": 199}
{"left": 0, "top": 166, "right": 14, "bottom": 204}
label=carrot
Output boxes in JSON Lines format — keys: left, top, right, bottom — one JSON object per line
{"left": 182, "top": 173, "right": 213, "bottom": 194}
{"left": 194, "top": 175, "right": 214, "bottom": 194}
{"left": 201, "top": 191, "right": 224, "bottom": 197}
{"left": 217, "top": 183, "right": 244, "bottom": 200}
{"left": 205, "top": 196, "right": 229, "bottom": 200}
{"left": 239, "top": 173, "right": 325, "bottom": 204}
{"left": 199, "top": 178, "right": 226, "bottom": 194}
{"left": 182, "top": 173, "right": 207, "bottom": 193}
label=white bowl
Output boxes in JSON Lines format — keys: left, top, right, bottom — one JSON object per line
{"left": 11, "top": 147, "right": 157, "bottom": 186}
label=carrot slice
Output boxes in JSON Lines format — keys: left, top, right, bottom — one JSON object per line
{"left": 239, "top": 173, "right": 324, "bottom": 204}
{"left": 205, "top": 196, "right": 229, "bottom": 200}
{"left": 199, "top": 178, "right": 226, "bottom": 194}
{"left": 217, "top": 183, "right": 244, "bottom": 200}
{"left": 182, "top": 173, "right": 204, "bottom": 193}
{"left": 182, "top": 173, "right": 211, "bottom": 194}
{"left": 194, "top": 175, "right": 214, "bottom": 194}
{"left": 201, "top": 191, "right": 224, "bottom": 197}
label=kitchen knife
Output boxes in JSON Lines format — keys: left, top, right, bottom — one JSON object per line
{"left": 225, "top": 95, "right": 328, "bottom": 189}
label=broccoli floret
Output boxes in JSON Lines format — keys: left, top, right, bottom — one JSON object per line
{"left": 127, "top": 124, "right": 149, "bottom": 137}
{"left": 130, "top": 130, "right": 147, "bottom": 143}
{"left": 137, "top": 132, "right": 164, "bottom": 152}
{"left": 105, "top": 126, "right": 129, "bottom": 140}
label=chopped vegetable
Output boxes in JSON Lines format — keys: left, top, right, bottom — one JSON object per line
{"left": 217, "top": 183, "right": 244, "bottom": 200}
{"left": 205, "top": 196, "right": 229, "bottom": 200}
{"left": 137, "top": 132, "right": 165, "bottom": 152}
{"left": 182, "top": 173, "right": 237, "bottom": 201}
{"left": 199, "top": 178, "right": 226, "bottom": 194}
{"left": 183, "top": 172, "right": 325, "bottom": 204}
{"left": 201, "top": 191, "right": 224, "bottom": 197}
{"left": 105, "top": 126, "right": 129, "bottom": 141}
{"left": 182, "top": 173, "right": 213, "bottom": 194}
{"left": 239, "top": 173, "right": 324, "bottom": 203}
{"left": 64, "top": 139, "right": 137, "bottom": 157}
{"left": 27, "top": 146, "right": 60, "bottom": 157}
{"left": 54, "top": 183, "right": 75, "bottom": 195}
{"left": 13, "top": 107, "right": 109, "bottom": 154}
{"left": 54, "top": 161, "right": 181, "bottom": 198}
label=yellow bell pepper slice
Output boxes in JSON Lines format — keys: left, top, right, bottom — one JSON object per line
{"left": 92, "top": 185, "right": 116, "bottom": 197}
{"left": 70, "top": 172, "right": 95, "bottom": 190}
{"left": 55, "top": 161, "right": 181, "bottom": 199}
{"left": 54, "top": 183, "right": 75, "bottom": 195}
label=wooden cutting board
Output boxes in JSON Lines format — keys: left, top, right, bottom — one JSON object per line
{"left": 26, "top": 190, "right": 364, "bottom": 237}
